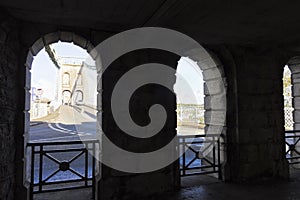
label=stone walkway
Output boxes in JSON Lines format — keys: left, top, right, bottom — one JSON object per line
{"left": 34, "top": 168, "right": 300, "bottom": 200}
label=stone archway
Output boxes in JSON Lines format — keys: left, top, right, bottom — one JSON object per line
{"left": 286, "top": 57, "right": 300, "bottom": 169}
{"left": 23, "top": 31, "right": 98, "bottom": 200}
{"left": 74, "top": 90, "right": 84, "bottom": 104}
{"left": 176, "top": 50, "right": 227, "bottom": 181}
{"left": 62, "top": 90, "right": 71, "bottom": 105}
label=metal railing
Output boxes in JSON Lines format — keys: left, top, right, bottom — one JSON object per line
{"left": 27, "top": 140, "right": 99, "bottom": 199}
{"left": 285, "top": 130, "right": 300, "bottom": 164}
{"left": 178, "top": 134, "right": 221, "bottom": 179}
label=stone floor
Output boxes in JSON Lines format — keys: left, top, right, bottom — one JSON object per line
{"left": 34, "top": 168, "right": 300, "bottom": 200}
{"left": 161, "top": 168, "right": 300, "bottom": 200}
{"left": 34, "top": 188, "right": 93, "bottom": 200}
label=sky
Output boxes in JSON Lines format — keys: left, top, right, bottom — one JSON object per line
{"left": 174, "top": 57, "right": 204, "bottom": 104}
{"left": 31, "top": 42, "right": 204, "bottom": 104}
{"left": 31, "top": 41, "right": 90, "bottom": 100}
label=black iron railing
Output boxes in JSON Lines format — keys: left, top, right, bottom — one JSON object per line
{"left": 178, "top": 134, "right": 221, "bottom": 179}
{"left": 285, "top": 130, "right": 300, "bottom": 164}
{"left": 27, "top": 140, "right": 99, "bottom": 199}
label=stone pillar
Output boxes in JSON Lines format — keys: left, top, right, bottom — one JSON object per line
{"left": 98, "top": 49, "right": 180, "bottom": 199}
{"left": 227, "top": 47, "right": 289, "bottom": 181}
{"left": 201, "top": 51, "right": 227, "bottom": 179}
{"left": 0, "top": 18, "right": 27, "bottom": 200}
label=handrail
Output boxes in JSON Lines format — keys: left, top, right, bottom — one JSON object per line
{"left": 27, "top": 139, "right": 99, "bottom": 146}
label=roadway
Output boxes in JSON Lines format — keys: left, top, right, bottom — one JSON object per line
{"left": 28, "top": 105, "right": 97, "bottom": 191}
{"left": 28, "top": 105, "right": 205, "bottom": 191}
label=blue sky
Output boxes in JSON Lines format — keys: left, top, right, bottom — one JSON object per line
{"left": 31, "top": 42, "right": 204, "bottom": 104}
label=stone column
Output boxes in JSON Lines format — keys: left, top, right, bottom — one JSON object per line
{"left": 98, "top": 49, "right": 179, "bottom": 200}
{"left": 227, "top": 47, "right": 289, "bottom": 181}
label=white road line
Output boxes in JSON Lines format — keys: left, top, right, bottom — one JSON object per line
{"left": 48, "top": 122, "right": 92, "bottom": 136}
{"left": 55, "top": 123, "right": 92, "bottom": 135}
{"left": 55, "top": 123, "right": 77, "bottom": 134}
{"left": 48, "top": 123, "right": 71, "bottom": 134}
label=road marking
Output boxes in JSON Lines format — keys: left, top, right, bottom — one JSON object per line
{"left": 48, "top": 122, "right": 92, "bottom": 136}
{"left": 55, "top": 123, "right": 77, "bottom": 134}
{"left": 55, "top": 123, "right": 92, "bottom": 135}
{"left": 48, "top": 123, "right": 71, "bottom": 134}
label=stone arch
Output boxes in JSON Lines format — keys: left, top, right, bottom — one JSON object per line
{"left": 74, "top": 90, "right": 84, "bottom": 104}
{"left": 62, "top": 72, "right": 70, "bottom": 85}
{"left": 179, "top": 49, "right": 227, "bottom": 179}
{"left": 22, "top": 31, "right": 98, "bottom": 196}
{"left": 62, "top": 90, "right": 72, "bottom": 105}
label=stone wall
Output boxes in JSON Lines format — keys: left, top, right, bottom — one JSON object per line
{"left": 0, "top": 18, "right": 21, "bottom": 200}
{"left": 228, "top": 47, "right": 289, "bottom": 181}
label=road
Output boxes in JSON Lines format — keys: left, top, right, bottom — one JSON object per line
{"left": 29, "top": 105, "right": 97, "bottom": 142}
{"left": 28, "top": 105, "right": 97, "bottom": 190}
{"left": 28, "top": 105, "right": 206, "bottom": 190}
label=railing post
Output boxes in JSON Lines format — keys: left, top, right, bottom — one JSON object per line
{"left": 92, "top": 142, "right": 96, "bottom": 200}
{"left": 182, "top": 137, "right": 186, "bottom": 176}
{"left": 212, "top": 136, "right": 216, "bottom": 172}
{"left": 39, "top": 145, "right": 43, "bottom": 192}
{"left": 85, "top": 147, "right": 88, "bottom": 187}
{"left": 30, "top": 145, "right": 35, "bottom": 200}
{"left": 218, "top": 139, "right": 222, "bottom": 180}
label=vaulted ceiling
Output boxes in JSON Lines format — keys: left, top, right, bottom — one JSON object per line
{"left": 1, "top": 0, "right": 300, "bottom": 45}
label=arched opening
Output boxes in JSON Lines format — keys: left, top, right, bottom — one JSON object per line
{"left": 283, "top": 65, "right": 293, "bottom": 131}
{"left": 62, "top": 72, "right": 70, "bottom": 86}
{"left": 175, "top": 54, "right": 226, "bottom": 187}
{"left": 74, "top": 90, "right": 84, "bottom": 105}
{"left": 285, "top": 57, "right": 300, "bottom": 179}
{"left": 62, "top": 90, "right": 71, "bottom": 105}
{"left": 24, "top": 33, "right": 98, "bottom": 200}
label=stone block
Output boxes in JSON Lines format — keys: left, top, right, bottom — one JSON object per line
{"left": 59, "top": 31, "right": 73, "bottom": 42}
{"left": 25, "top": 51, "right": 34, "bottom": 69}
{"left": 43, "top": 32, "right": 60, "bottom": 46}
{"left": 204, "top": 110, "right": 226, "bottom": 126}
{"left": 73, "top": 33, "right": 88, "bottom": 49}
{"left": 293, "top": 123, "right": 300, "bottom": 130}
{"left": 25, "top": 67, "right": 31, "bottom": 90}
{"left": 183, "top": 47, "right": 210, "bottom": 63}
{"left": 204, "top": 79, "right": 226, "bottom": 95}
{"left": 86, "top": 41, "right": 95, "bottom": 55}
{"left": 30, "top": 37, "right": 44, "bottom": 56}
{"left": 197, "top": 57, "right": 217, "bottom": 70}
{"left": 292, "top": 83, "right": 300, "bottom": 96}
{"left": 204, "top": 94, "right": 226, "bottom": 110}
{"left": 97, "top": 93, "right": 102, "bottom": 111}
{"left": 24, "top": 90, "right": 31, "bottom": 111}
{"left": 97, "top": 73, "right": 103, "bottom": 92}
{"left": 291, "top": 72, "right": 300, "bottom": 84}
{"left": 293, "top": 110, "right": 300, "bottom": 123}
{"left": 202, "top": 66, "right": 223, "bottom": 81}
{"left": 293, "top": 97, "right": 300, "bottom": 110}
